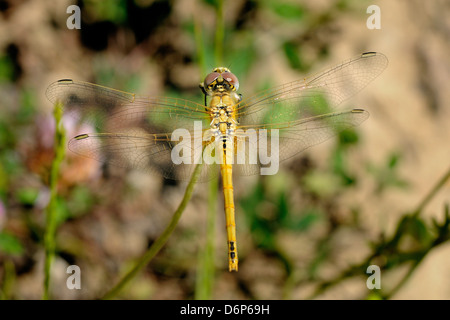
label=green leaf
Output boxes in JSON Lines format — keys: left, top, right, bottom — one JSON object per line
{"left": 202, "top": 0, "right": 221, "bottom": 8}
{"left": 338, "top": 128, "right": 359, "bottom": 146}
{"left": 17, "top": 187, "right": 39, "bottom": 206}
{"left": 0, "top": 55, "right": 14, "bottom": 82}
{"left": 388, "top": 152, "right": 400, "bottom": 169}
{"left": 85, "top": 0, "right": 127, "bottom": 23}
{"left": 0, "top": 232, "right": 24, "bottom": 255}
{"left": 270, "top": 2, "right": 305, "bottom": 20}
{"left": 285, "top": 207, "right": 322, "bottom": 231}
{"left": 282, "top": 41, "right": 303, "bottom": 71}
{"left": 331, "top": 148, "right": 357, "bottom": 186}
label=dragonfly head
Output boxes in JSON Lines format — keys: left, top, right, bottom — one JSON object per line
{"left": 200, "top": 67, "right": 239, "bottom": 96}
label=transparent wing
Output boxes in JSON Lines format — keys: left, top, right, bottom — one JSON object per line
{"left": 236, "top": 52, "right": 388, "bottom": 126}
{"left": 67, "top": 131, "right": 220, "bottom": 182}
{"left": 46, "top": 79, "right": 216, "bottom": 181}
{"left": 231, "top": 109, "right": 369, "bottom": 176}
{"left": 46, "top": 79, "right": 211, "bottom": 134}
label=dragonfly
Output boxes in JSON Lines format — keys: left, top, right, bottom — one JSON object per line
{"left": 46, "top": 52, "right": 388, "bottom": 272}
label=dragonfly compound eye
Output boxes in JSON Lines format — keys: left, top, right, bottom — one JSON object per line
{"left": 203, "top": 69, "right": 240, "bottom": 91}
{"left": 221, "top": 71, "right": 239, "bottom": 91}
{"left": 203, "top": 72, "right": 220, "bottom": 88}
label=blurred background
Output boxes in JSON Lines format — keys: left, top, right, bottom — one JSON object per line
{"left": 0, "top": 0, "right": 449, "bottom": 299}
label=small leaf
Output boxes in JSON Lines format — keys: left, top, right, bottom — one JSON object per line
{"left": 270, "top": 2, "right": 305, "bottom": 20}
{"left": 0, "top": 55, "right": 14, "bottom": 82}
{"left": 0, "top": 232, "right": 24, "bottom": 255}
{"left": 338, "top": 128, "right": 359, "bottom": 146}
{"left": 388, "top": 153, "right": 400, "bottom": 169}
{"left": 86, "top": 0, "right": 127, "bottom": 23}
{"left": 282, "top": 41, "right": 303, "bottom": 71}
{"left": 285, "top": 208, "right": 321, "bottom": 231}
{"left": 17, "top": 188, "right": 39, "bottom": 206}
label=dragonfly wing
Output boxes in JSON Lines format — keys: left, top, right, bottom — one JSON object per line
{"left": 47, "top": 79, "right": 218, "bottom": 181}
{"left": 67, "top": 131, "right": 219, "bottom": 182}
{"left": 236, "top": 52, "right": 388, "bottom": 126}
{"left": 270, "top": 109, "right": 369, "bottom": 161}
{"left": 46, "top": 79, "right": 211, "bottom": 134}
{"left": 231, "top": 109, "right": 369, "bottom": 176}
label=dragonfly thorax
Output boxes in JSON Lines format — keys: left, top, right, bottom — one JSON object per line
{"left": 209, "top": 92, "right": 239, "bottom": 135}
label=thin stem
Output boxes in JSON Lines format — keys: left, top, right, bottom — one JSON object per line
{"left": 412, "top": 166, "right": 450, "bottom": 217}
{"left": 101, "top": 162, "right": 203, "bottom": 300}
{"left": 382, "top": 258, "right": 424, "bottom": 299}
{"left": 43, "top": 102, "right": 66, "bottom": 300}
{"left": 195, "top": 173, "right": 218, "bottom": 299}
{"left": 0, "top": 259, "right": 15, "bottom": 300}
{"left": 214, "top": 0, "right": 224, "bottom": 66}
{"left": 194, "top": 16, "right": 206, "bottom": 77}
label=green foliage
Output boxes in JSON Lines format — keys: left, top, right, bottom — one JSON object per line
{"left": 16, "top": 188, "right": 39, "bottom": 206}
{"left": 0, "top": 55, "right": 14, "bottom": 82}
{"left": 331, "top": 128, "right": 362, "bottom": 186}
{"left": 268, "top": 1, "right": 305, "bottom": 20}
{"left": 43, "top": 103, "right": 66, "bottom": 300}
{"left": 0, "top": 232, "right": 24, "bottom": 255}
{"left": 282, "top": 41, "right": 306, "bottom": 71}
{"left": 47, "top": 196, "right": 74, "bottom": 227}
{"left": 367, "top": 152, "right": 409, "bottom": 194}
{"left": 0, "top": 163, "right": 7, "bottom": 198}
{"left": 241, "top": 181, "right": 322, "bottom": 250}
{"left": 303, "top": 127, "right": 364, "bottom": 196}
{"left": 18, "top": 89, "right": 36, "bottom": 123}
{"left": 307, "top": 179, "right": 450, "bottom": 299}
{"left": 0, "top": 259, "right": 15, "bottom": 300}
{"left": 201, "top": 0, "right": 221, "bottom": 8}
{"left": 84, "top": 0, "right": 127, "bottom": 23}
{"left": 0, "top": 116, "right": 16, "bottom": 150}
{"left": 432, "top": 204, "right": 450, "bottom": 244}
{"left": 66, "top": 186, "right": 96, "bottom": 218}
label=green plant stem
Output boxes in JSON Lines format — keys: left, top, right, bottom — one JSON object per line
{"left": 101, "top": 162, "right": 203, "bottom": 300}
{"left": 194, "top": 17, "right": 206, "bottom": 77}
{"left": 0, "top": 259, "right": 15, "bottom": 300}
{"left": 382, "top": 256, "right": 424, "bottom": 299}
{"left": 412, "top": 166, "right": 450, "bottom": 217}
{"left": 195, "top": 174, "right": 218, "bottom": 299}
{"left": 43, "top": 102, "right": 66, "bottom": 300}
{"left": 214, "top": 0, "right": 224, "bottom": 66}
